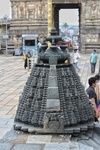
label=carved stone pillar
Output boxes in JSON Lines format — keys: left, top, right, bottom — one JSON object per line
{"left": 11, "top": 1, "right": 14, "bottom": 18}
{"left": 48, "top": 0, "right": 52, "bottom": 35}
{"left": 80, "top": 2, "right": 86, "bottom": 53}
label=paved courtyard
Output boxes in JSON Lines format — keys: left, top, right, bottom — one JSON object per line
{"left": 0, "top": 54, "right": 99, "bottom": 150}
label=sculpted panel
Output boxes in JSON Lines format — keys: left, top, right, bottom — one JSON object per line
{"left": 26, "top": 2, "right": 36, "bottom": 19}
{"left": 11, "top": 1, "right": 48, "bottom": 20}
{"left": 86, "top": 34, "right": 98, "bottom": 43}
{"left": 81, "top": 2, "right": 86, "bottom": 23}
{"left": 18, "top": 2, "right": 25, "bottom": 18}
{"left": 37, "top": 2, "right": 47, "bottom": 19}
{"left": 11, "top": 1, "right": 48, "bottom": 19}
{"left": 12, "top": 2, "right": 19, "bottom": 19}
{"left": 91, "top": 2, "right": 98, "bottom": 18}
{"left": 85, "top": 1, "right": 100, "bottom": 19}
{"left": 12, "top": 2, "right": 25, "bottom": 19}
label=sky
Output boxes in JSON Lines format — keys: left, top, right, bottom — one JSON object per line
{"left": 0, "top": 0, "right": 11, "bottom": 18}
{"left": 59, "top": 9, "right": 79, "bottom": 26}
{"left": 0, "top": 0, "right": 79, "bottom": 25}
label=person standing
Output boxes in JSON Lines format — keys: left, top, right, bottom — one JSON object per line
{"left": 95, "top": 74, "right": 100, "bottom": 102}
{"left": 73, "top": 49, "right": 80, "bottom": 72}
{"left": 90, "top": 50, "right": 99, "bottom": 74}
{"left": 24, "top": 51, "right": 31, "bottom": 69}
{"left": 86, "top": 77, "right": 99, "bottom": 121}
{"left": 37, "top": 41, "right": 42, "bottom": 53}
{"left": 94, "top": 74, "right": 100, "bottom": 119}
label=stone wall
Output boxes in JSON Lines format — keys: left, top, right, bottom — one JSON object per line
{"left": 8, "top": 0, "right": 48, "bottom": 50}
{"left": 2, "top": 0, "right": 100, "bottom": 53}
{"left": 81, "top": 0, "right": 100, "bottom": 53}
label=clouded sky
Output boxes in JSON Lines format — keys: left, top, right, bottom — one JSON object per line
{"left": 59, "top": 9, "right": 79, "bottom": 25}
{"left": 0, "top": 0, "right": 78, "bottom": 25}
{"left": 0, "top": 0, "right": 11, "bottom": 18}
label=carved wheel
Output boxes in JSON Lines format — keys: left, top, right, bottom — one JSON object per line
{"left": 48, "top": 121, "right": 60, "bottom": 130}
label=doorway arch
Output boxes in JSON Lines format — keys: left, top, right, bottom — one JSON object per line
{"left": 51, "top": 1, "right": 100, "bottom": 53}
{"left": 52, "top": 3, "right": 81, "bottom": 51}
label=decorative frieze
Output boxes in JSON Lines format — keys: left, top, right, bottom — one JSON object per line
{"left": 85, "top": 1, "right": 100, "bottom": 19}
{"left": 86, "top": 34, "right": 98, "bottom": 43}
{"left": 11, "top": 1, "right": 48, "bottom": 19}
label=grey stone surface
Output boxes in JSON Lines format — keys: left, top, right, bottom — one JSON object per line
{"left": 26, "top": 135, "right": 52, "bottom": 144}
{"left": 14, "top": 122, "right": 43, "bottom": 133}
{"left": 49, "top": 56, "right": 57, "bottom": 65}
{"left": 94, "top": 122, "right": 100, "bottom": 134}
{"left": 48, "top": 76, "right": 57, "bottom": 87}
{"left": 46, "top": 99, "right": 60, "bottom": 112}
{"left": 49, "top": 65, "right": 57, "bottom": 76}
{"left": 79, "top": 143, "right": 93, "bottom": 150}
{"left": 0, "top": 129, "right": 18, "bottom": 143}
{"left": 12, "top": 144, "right": 43, "bottom": 150}
{"left": 92, "top": 132, "right": 100, "bottom": 145}
{"left": 44, "top": 142, "right": 94, "bottom": 150}
{"left": 0, "top": 143, "right": 13, "bottom": 150}
{"left": 47, "top": 87, "right": 59, "bottom": 99}
{"left": 80, "top": 139, "right": 100, "bottom": 150}
{"left": 69, "top": 142, "right": 79, "bottom": 150}
{"left": 44, "top": 142, "right": 70, "bottom": 150}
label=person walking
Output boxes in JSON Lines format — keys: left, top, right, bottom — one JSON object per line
{"left": 90, "top": 49, "right": 99, "bottom": 74}
{"left": 73, "top": 49, "right": 80, "bottom": 72}
{"left": 86, "top": 77, "right": 99, "bottom": 121}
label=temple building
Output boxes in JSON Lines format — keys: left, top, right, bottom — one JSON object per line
{"left": 9, "top": 0, "right": 48, "bottom": 45}
{"left": 0, "top": 0, "right": 100, "bottom": 53}
{"left": 0, "top": 0, "right": 48, "bottom": 53}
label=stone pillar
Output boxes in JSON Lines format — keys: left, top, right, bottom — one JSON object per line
{"left": 48, "top": 0, "right": 52, "bottom": 35}
{"left": 82, "top": 1, "right": 100, "bottom": 53}
{"left": 80, "top": 2, "right": 86, "bottom": 53}
{"left": 11, "top": 1, "right": 14, "bottom": 18}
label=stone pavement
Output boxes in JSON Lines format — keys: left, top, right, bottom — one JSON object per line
{"left": 0, "top": 54, "right": 99, "bottom": 150}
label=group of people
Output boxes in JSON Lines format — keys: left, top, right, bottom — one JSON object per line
{"left": 73, "top": 48, "right": 100, "bottom": 121}
{"left": 23, "top": 49, "right": 99, "bottom": 73}
{"left": 72, "top": 49, "right": 99, "bottom": 74}
{"left": 86, "top": 74, "right": 100, "bottom": 122}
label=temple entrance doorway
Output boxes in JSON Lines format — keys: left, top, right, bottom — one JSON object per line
{"left": 53, "top": 3, "right": 81, "bottom": 50}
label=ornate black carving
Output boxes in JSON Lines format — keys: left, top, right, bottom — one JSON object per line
{"left": 14, "top": 26, "right": 94, "bottom": 134}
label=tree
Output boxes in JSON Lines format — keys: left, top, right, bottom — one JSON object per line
{"left": 63, "top": 22, "right": 68, "bottom": 29}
